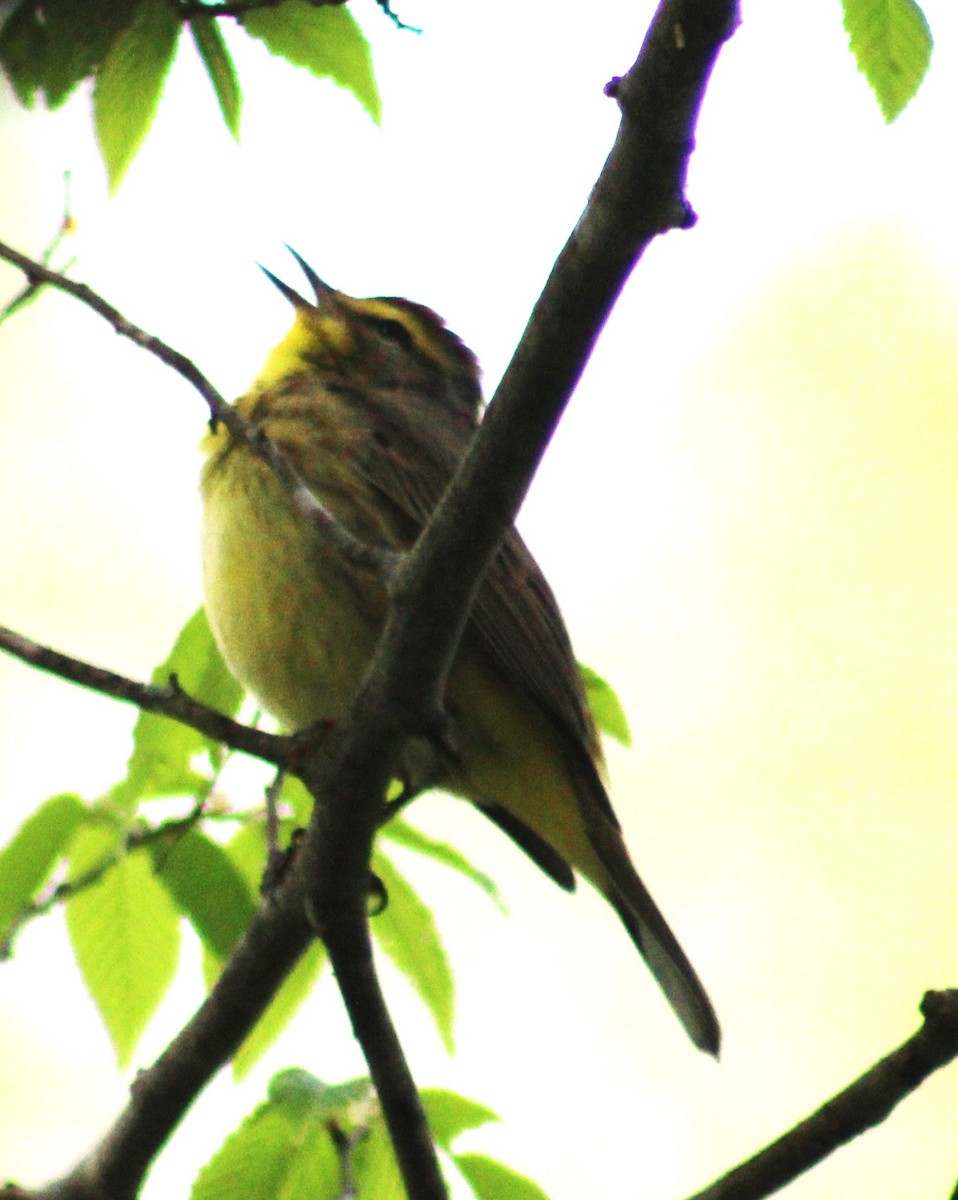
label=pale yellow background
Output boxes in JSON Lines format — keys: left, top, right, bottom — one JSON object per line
{"left": 1, "top": 1, "right": 957, "bottom": 1197}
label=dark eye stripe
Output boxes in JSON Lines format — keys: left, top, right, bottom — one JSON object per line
{"left": 368, "top": 315, "right": 415, "bottom": 350}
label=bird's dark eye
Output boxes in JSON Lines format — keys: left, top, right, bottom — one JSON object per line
{"left": 369, "top": 315, "right": 415, "bottom": 351}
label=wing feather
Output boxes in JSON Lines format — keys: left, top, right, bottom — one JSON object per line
{"left": 352, "top": 384, "right": 601, "bottom": 776}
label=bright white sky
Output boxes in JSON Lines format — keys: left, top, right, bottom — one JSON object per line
{"left": 1, "top": 1, "right": 958, "bottom": 1197}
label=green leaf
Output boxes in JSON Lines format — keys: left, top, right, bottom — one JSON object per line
{"left": 150, "top": 827, "right": 256, "bottom": 960}
{"left": 268, "top": 1068, "right": 373, "bottom": 1120}
{"left": 843, "top": 0, "right": 932, "bottom": 122}
{"left": 216, "top": 818, "right": 270, "bottom": 894}
{"left": 167, "top": 608, "right": 246, "bottom": 715}
{"left": 0, "top": 793, "right": 86, "bottom": 941}
{"left": 115, "top": 608, "right": 243, "bottom": 809}
{"left": 579, "top": 662, "right": 632, "bottom": 747}
{"left": 350, "top": 1087, "right": 503, "bottom": 1200}
{"left": 93, "top": 0, "right": 182, "bottom": 190}
{"left": 191, "top": 16, "right": 242, "bottom": 138}
{"left": 191, "top": 1090, "right": 341, "bottom": 1200}
{"left": 191, "top": 1108, "right": 310, "bottom": 1200}
{"left": 380, "top": 817, "right": 504, "bottom": 908}
{"left": 192, "top": 1071, "right": 372, "bottom": 1200}
{"left": 454, "top": 1153, "right": 552, "bottom": 1200}
{"left": 281, "top": 775, "right": 314, "bottom": 827}
{"left": 351, "top": 1116, "right": 407, "bottom": 1200}
{"left": 371, "top": 851, "right": 455, "bottom": 1053}
{"left": 275, "top": 1123, "right": 345, "bottom": 1200}
{"left": 421, "top": 1089, "right": 498, "bottom": 1150}
{"left": 199, "top": 829, "right": 259, "bottom": 991}
{"left": 0, "top": 0, "right": 139, "bottom": 108}
{"left": 65, "top": 820, "right": 181, "bottom": 1065}
{"left": 241, "top": 1, "right": 381, "bottom": 123}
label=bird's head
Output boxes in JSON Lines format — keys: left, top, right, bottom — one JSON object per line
{"left": 253, "top": 248, "right": 483, "bottom": 423}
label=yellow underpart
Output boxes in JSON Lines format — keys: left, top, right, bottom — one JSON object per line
{"left": 446, "top": 653, "right": 608, "bottom": 890}
{"left": 201, "top": 405, "right": 606, "bottom": 891}
{"left": 255, "top": 311, "right": 354, "bottom": 390}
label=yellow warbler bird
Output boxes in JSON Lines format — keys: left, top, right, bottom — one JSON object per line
{"left": 200, "top": 252, "right": 720, "bottom": 1055}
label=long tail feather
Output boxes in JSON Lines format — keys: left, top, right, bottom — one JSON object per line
{"left": 605, "top": 853, "right": 720, "bottom": 1056}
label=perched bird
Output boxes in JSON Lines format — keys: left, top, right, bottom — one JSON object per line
{"left": 200, "top": 252, "right": 720, "bottom": 1055}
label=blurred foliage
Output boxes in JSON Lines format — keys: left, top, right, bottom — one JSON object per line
{"left": 0, "top": 605, "right": 559, "bottom": 1193}
{"left": 0, "top": 609, "right": 478, "bottom": 1066}
{"left": 0, "top": 0, "right": 936, "bottom": 192}
{"left": 191, "top": 1070, "right": 547, "bottom": 1200}
{"left": 0, "top": 0, "right": 381, "bottom": 189}
{"left": 0, "top": 605, "right": 630, "bottom": 1073}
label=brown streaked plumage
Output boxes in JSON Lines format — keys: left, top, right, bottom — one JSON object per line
{"left": 200, "top": 253, "right": 720, "bottom": 1054}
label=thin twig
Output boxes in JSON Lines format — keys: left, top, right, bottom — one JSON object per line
{"left": 0, "top": 239, "right": 395, "bottom": 578}
{"left": 260, "top": 768, "right": 293, "bottom": 889}
{"left": 0, "top": 850, "right": 124, "bottom": 960}
{"left": 0, "top": 175, "right": 76, "bottom": 323}
{"left": 328, "top": 1117, "right": 370, "bottom": 1200}
{"left": 0, "top": 240, "right": 229, "bottom": 417}
{"left": 371, "top": 0, "right": 420, "bottom": 34}
{"left": 0, "top": 622, "right": 288, "bottom": 765}
{"left": 171, "top": 0, "right": 417, "bottom": 31}
{"left": 0, "top": 807, "right": 210, "bottom": 958}
{"left": 684, "top": 990, "right": 958, "bottom": 1200}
